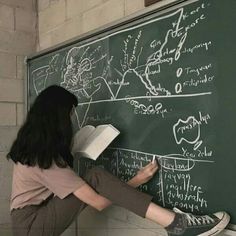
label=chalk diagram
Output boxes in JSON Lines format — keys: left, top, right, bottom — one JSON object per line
{"left": 81, "top": 146, "right": 213, "bottom": 210}
{"left": 31, "top": 2, "right": 215, "bottom": 212}
{"left": 32, "top": 6, "right": 212, "bottom": 127}
{"left": 173, "top": 116, "right": 203, "bottom": 150}
{"left": 32, "top": 54, "right": 60, "bottom": 95}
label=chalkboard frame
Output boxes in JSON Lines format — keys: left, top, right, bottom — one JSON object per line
{"left": 26, "top": 0, "right": 236, "bottom": 230}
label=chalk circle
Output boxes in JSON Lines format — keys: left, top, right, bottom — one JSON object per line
{"left": 176, "top": 67, "right": 183, "bottom": 77}
{"left": 175, "top": 82, "right": 182, "bottom": 94}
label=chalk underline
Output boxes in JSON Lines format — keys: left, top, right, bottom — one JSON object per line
{"left": 108, "top": 147, "right": 214, "bottom": 164}
{"left": 77, "top": 92, "right": 212, "bottom": 106}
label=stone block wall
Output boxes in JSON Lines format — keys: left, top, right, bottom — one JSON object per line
{"left": 37, "top": 0, "right": 146, "bottom": 50}
{"left": 0, "top": 0, "right": 36, "bottom": 234}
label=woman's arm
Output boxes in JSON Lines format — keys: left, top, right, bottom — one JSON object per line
{"left": 73, "top": 160, "right": 159, "bottom": 211}
{"left": 127, "top": 160, "right": 159, "bottom": 188}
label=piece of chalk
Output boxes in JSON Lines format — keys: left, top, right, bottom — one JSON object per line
{"left": 152, "top": 156, "right": 155, "bottom": 164}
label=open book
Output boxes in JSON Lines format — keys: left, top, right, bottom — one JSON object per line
{"left": 72, "top": 124, "right": 120, "bottom": 160}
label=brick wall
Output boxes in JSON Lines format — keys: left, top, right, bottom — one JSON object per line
{"left": 36, "top": 1, "right": 173, "bottom": 235}
{"left": 37, "top": 0, "right": 146, "bottom": 51}
{"left": 0, "top": 0, "right": 36, "bottom": 234}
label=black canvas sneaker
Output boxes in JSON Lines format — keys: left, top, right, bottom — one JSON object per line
{"left": 166, "top": 207, "right": 230, "bottom": 236}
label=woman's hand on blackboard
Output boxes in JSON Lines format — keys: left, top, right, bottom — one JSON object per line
{"left": 136, "top": 160, "right": 159, "bottom": 184}
{"left": 127, "top": 160, "right": 159, "bottom": 188}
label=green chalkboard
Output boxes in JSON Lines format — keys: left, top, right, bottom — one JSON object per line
{"left": 27, "top": 0, "right": 236, "bottom": 224}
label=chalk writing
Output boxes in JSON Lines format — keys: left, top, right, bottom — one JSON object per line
{"left": 30, "top": 0, "right": 218, "bottom": 214}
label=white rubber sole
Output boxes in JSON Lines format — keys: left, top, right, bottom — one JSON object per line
{"left": 198, "top": 212, "right": 230, "bottom": 236}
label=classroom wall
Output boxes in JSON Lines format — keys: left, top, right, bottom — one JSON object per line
{"left": 0, "top": 0, "right": 36, "bottom": 235}
{"left": 37, "top": 1, "right": 173, "bottom": 236}
{"left": 37, "top": 0, "right": 145, "bottom": 51}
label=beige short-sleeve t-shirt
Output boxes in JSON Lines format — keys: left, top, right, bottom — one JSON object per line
{"left": 10, "top": 162, "right": 86, "bottom": 211}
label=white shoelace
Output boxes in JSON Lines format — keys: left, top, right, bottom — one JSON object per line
{"left": 173, "top": 208, "right": 215, "bottom": 226}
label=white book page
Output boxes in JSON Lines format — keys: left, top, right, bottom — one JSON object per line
{"left": 80, "top": 125, "right": 120, "bottom": 160}
{"left": 72, "top": 125, "right": 95, "bottom": 154}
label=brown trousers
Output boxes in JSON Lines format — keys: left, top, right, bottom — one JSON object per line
{"left": 11, "top": 166, "right": 153, "bottom": 236}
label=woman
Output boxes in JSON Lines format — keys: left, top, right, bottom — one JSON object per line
{"left": 8, "top": 85, "right": 229, "bottom": 236}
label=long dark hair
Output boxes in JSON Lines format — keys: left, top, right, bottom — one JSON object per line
{"left": 7, "top": 85, "right": 78, "bottom": 169}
